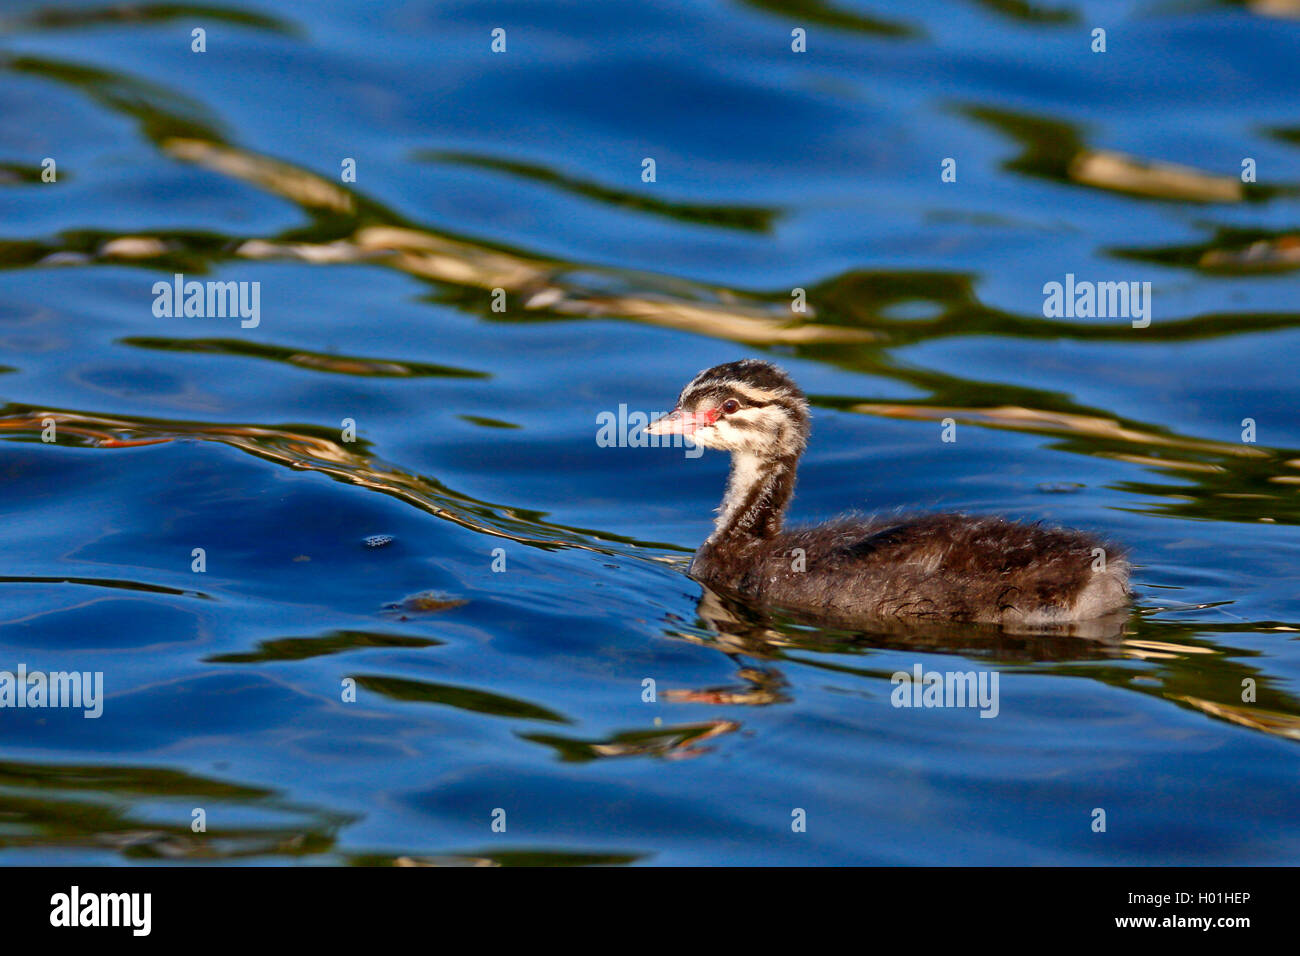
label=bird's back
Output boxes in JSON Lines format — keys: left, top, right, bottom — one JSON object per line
{"left": 692, "top": 512, "right": 1130, "bottom": 626}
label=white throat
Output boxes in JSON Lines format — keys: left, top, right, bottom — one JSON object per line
{"left": 710, "top": 451, "right": 787, "bottom": 542}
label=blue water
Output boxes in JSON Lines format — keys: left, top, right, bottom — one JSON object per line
{"left": 1, "top": 0, "right": 1298, "bottom": 865}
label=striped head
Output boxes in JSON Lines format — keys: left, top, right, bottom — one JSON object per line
{"left": 646, "top": 360, "right": 810, "bottom": 457}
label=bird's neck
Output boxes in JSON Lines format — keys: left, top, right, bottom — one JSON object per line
{"left": 710, "top": 451, "right": 798, "bottom": 545}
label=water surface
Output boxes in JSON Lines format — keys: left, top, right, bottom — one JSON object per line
{"left": 1, "top": 0, "right": 1298, "bottom": 865}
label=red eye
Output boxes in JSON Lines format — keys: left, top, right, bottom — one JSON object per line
{"left": 721, "top": 399, "right": 740, "bottom": 414}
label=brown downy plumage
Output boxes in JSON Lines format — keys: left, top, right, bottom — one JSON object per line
{"left": 646, "top": 359, "right": 1131, "bottom": 626}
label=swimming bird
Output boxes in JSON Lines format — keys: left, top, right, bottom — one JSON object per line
{"left": 645, "top": 360, "right": 1130, "bottom": 626}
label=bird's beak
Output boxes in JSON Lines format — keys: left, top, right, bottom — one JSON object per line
{"left": 646, "top": 407, "right": 708, "bottom": 436}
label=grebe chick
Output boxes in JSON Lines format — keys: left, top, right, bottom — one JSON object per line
{"left": 645, "top": 360, "right": 1130, "bottom": 626}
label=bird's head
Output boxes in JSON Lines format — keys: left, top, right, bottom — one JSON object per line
{"left": 646, "top": 360, "right": 810, "bottom": 457}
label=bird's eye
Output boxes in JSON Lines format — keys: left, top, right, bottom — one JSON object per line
{"left": 721, "top": 399, "right": 740, "bottom": 414}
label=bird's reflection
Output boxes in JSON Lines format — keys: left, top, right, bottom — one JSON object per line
{"left": 657, "top": 582, "right": 1300, "bottom": 744}
{"left": 674, "top": 580, "right": 1130, "bottom": 674}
